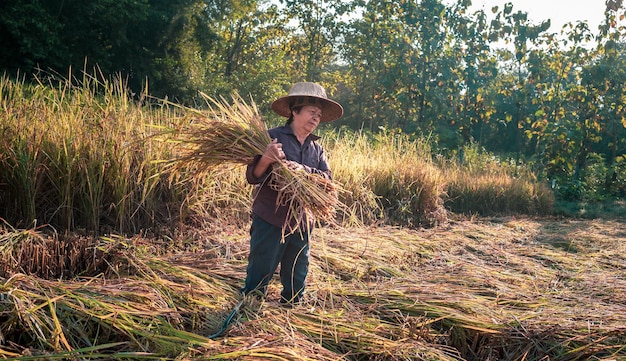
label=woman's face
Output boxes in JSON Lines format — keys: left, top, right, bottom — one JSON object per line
{"left": 292, "top": 105, "right": 323, "bottom": 135}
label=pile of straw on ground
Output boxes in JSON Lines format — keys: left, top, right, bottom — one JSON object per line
{"left": 0, "top": 224, "right": 112, "bottom": 279}
{"left": 1, "top": 217, "right": 624, "bottom": 360}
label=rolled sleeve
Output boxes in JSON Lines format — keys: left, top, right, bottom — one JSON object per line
{"left": 246, "top": 155, "right": 272, "bottom": 184}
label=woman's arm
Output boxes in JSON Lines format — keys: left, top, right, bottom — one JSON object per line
{"left": 247, "top": 138, "right": 285, "bottom": 183}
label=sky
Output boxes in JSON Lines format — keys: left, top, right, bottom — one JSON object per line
{"left": 465, "top": 0, "right": 607, "bottom": 33}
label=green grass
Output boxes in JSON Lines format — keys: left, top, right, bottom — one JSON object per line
{"left": 553, "top": 199, "right": 626, "bottom": 219}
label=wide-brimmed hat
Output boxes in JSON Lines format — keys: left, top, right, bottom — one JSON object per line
{"left": 271, "top": 82, "right": 343, "bottom": 122}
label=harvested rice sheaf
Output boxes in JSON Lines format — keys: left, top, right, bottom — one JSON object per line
{"left": 165, "top": 93, "right": 346, "bottom": 227}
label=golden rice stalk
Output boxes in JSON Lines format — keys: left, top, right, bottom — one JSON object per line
{"left": 166, "top": 93, "right": 271, "bottom": 171}
{"left": 163, "top": 93, "right": 346, "bottom": 226}
{"left": 270, "top": 165, "right": 338, "bottom": 225}
{"left": 0, "top": 222, "right": 116, "bottom": 279}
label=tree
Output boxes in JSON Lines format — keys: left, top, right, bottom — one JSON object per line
{"left": 590, "top": 0, "right": 626, "bottom": 194}
{"left": 203, "top": 0, "right": 294, "bottom": 112}
{"left": 278, "top": 0, "right": 349, "bottom": 81}
{"left": 0, "top": 0, "right": 62, "bottom": 75}
{"left": 339, "top": 0, "right": 455, "bottom": 133}
{"left": 0, "top": 0, "right": 149, "bottom": 78}
{"left": 488, "top": 3, "right": 550, "bottom": 164}
{"left": 446, "top": 1, "right": 498, "bottom": 148}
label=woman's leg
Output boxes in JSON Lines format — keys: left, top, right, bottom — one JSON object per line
{"left": 279, "top": 230, "right": 310, "bottom": 303}
{"left": 242, "top": 215, "right": 284, "bottom": 296}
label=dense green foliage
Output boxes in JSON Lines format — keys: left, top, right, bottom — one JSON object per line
{"left": 1, "top": 0, "right": 625, "bottom": 205}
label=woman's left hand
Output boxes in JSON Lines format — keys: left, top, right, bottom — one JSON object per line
{"left": 284, "top": 160, "right": 305, "bottom": 172}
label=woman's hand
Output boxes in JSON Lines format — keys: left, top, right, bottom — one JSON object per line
{"left": 252, "top": 138, "right": 284, "bottom": 179}
{"left": 284, "top": 160, "right": 305, "bottom": 172}
{"left": 262, "top": 138, "right": 285, "bottom": 163}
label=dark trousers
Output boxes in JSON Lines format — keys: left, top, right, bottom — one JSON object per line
{"left": 242, "top": 215, "right": 310, "bottom": 303}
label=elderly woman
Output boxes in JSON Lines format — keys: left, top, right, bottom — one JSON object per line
{"left": 241, "top": 82, "right": 343, "bottom": 305}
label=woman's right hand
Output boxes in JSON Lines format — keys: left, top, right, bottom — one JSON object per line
{"left": 262, "top": 138, "right": 285, "bottom": 163}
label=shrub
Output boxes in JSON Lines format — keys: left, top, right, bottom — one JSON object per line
{"left": 442, "top": 143, "right": 554, "bottom": 216}
{"left": 326, "top": 130, "right": 447, "bottom": 227}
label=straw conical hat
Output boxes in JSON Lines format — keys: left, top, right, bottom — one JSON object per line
{"left": 271, "top": 82, "right": 343, "bottom": 122}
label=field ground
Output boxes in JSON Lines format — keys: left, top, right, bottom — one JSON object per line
{"left": 177, "top": 216, "right": 626, "bottom": 359}
{"left": 2, "top": 216, "right": 625, "bottom": 360}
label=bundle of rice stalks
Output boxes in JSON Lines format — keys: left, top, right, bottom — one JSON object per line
{"left": 270, "top": 164, "right": 339, "bottom": 225}
{"left": 161, "top": 93, "right": 348, "bottom": 228}
{"left": 286, "top": 307, "right": 464, "bottom": 360}
{"left": 0, "top": 271, "right": 217, "bottom": 359}
{"left": 308, "top": 221, "right": 626, "bottom": 360}
{"left": 163, "top": 93, "right": 270, "bottom": 169}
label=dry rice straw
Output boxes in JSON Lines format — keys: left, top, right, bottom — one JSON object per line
{"left": 164, "top": 93, "right": 345, "bottom": 231}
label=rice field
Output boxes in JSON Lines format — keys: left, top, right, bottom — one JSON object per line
{"left": 1, "top": 216, "right": 624, "bottom": 360}
{"left": 0, "top": 73, "right": 617, "bottom": 360}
